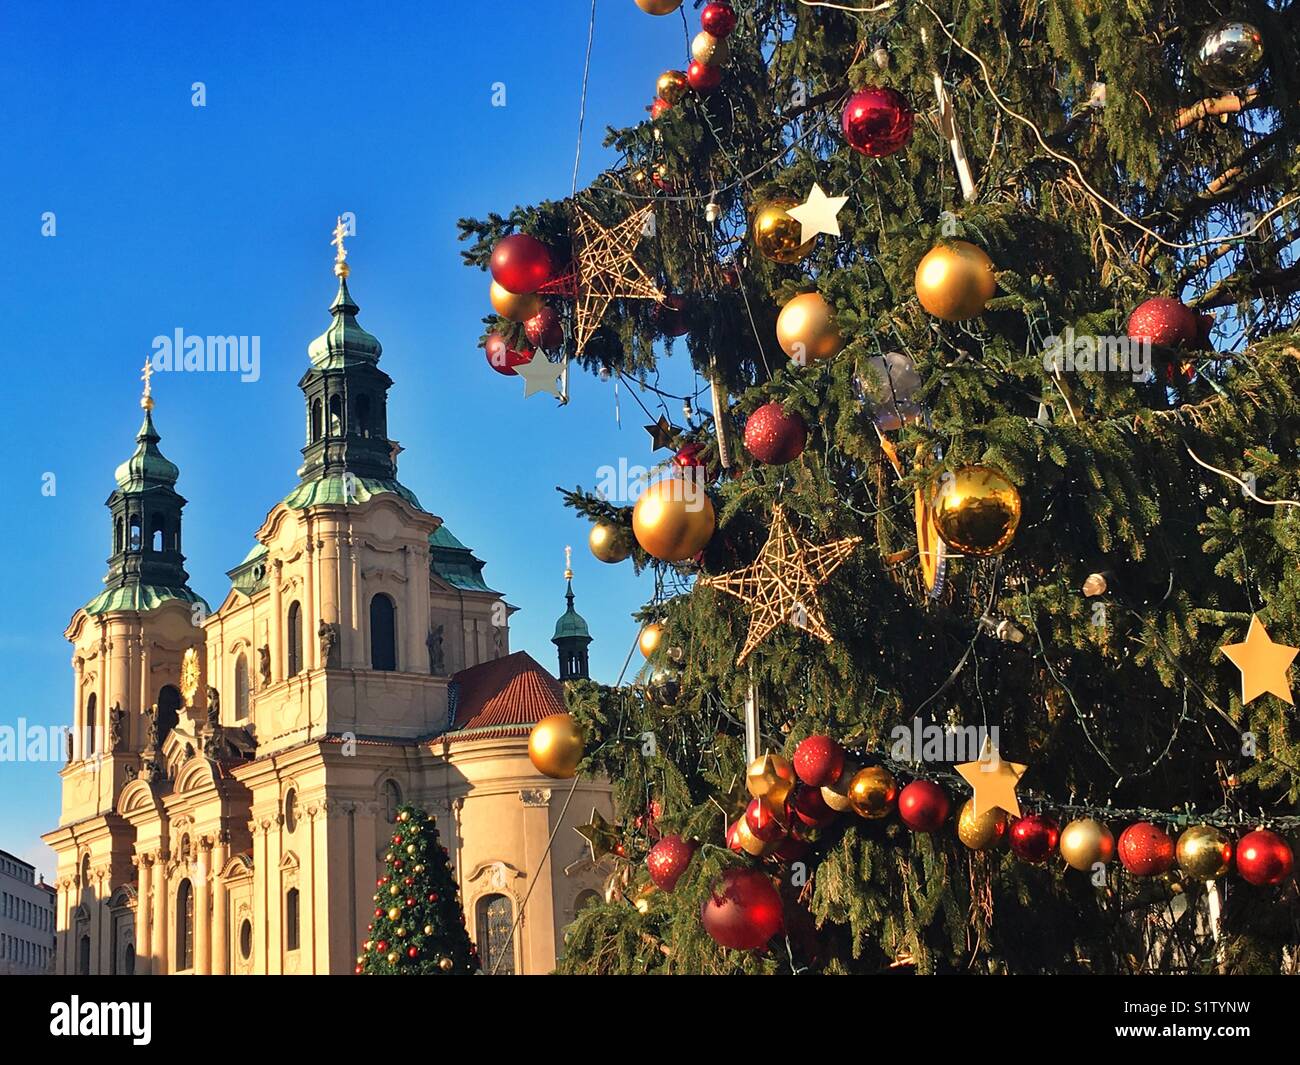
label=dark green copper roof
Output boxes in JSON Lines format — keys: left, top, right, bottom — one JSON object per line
{"left": 429, "top": 525, "right": 498, "bottom": 594}
{"left": 83, "top": 583, "right": 208, "bottom": 617}
{"left": 113, "top": 411, "right": 180, "bottom": 490}
{"left": 282, "top": 474, "right": 422, "bottom": 510}
{"left": 552, "top": 580, "right": 591, "bottom": 641}
{"left": 308, "top": 277, "right": 383, "bottom": 368}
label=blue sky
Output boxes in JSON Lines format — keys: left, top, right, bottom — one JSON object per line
{"left": 0, "top": 1, "right": 701, "bottom": 877}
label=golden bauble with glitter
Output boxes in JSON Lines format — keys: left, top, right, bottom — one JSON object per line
{"left": 388, "top": 884, "right": 400, "bottom": 896}
{"left": 413, "top": 864, "right": 424, "bottom": 874}
{"left": 395, "top": 926, "right": 406, "bottom": 937}
{"left": 438, "top": 956, "right": 454, "bottom": 971}
{"left": 932, "top": 465, "right": 1022, "bottom": 557}
{"left": 632, "top": 476, "right": 716, "bottom": 562}
{"left": 746, "top": 753, "right": 796, "bottom": 807}
{"left": 847, "top": 766, "right": 898, "bottom": 819}
{"left": 387, "top": 906, "right": 400, "bottom": 920}
{"left": 397, "top": 810, "right": 410, "bottom": 823}
{"left": 387, "top": 951, "right": 399, "bottom": 965}
{"left": 527, "top": 712, "right": 585, "bottom": 779}
{"left": 691, "top": 31, "right": 729, "bottom": 66}
{"left": 424, "top": 924, "right": 434, "bottom": 936}
{"left": 636, "top": 0, "right": 683, "bottom": 13}
{"left": 1176, "top": 825, "right": 1233, "bottom": 878}
{"left": 776, "top": 292, "right": 842, "bottom": 364}
{"left": 1059, "top": 818, "right": 1115, "bottom": 871}
{"left": 589, "top": 519, "right": 633, "bottom": 563}
{"left": 638, "top": 622, "right": 665, "bottom": 657}
{"left": 751, "top": 198, "right": 817, "bottom": 264}
{"left": 656, "top": 70, "right": 689, "bottom": 105}
{"left": 489, "top": 280, "right": 544, "bottom": 322}
{"left": 406, "top": 844, "right": 416, "bottom": 855}
{"left": 914, "top": 240, "right": 997, "bottom": 320}
{"left": 956, "top": 798, "right": 1008, "bottom": 850}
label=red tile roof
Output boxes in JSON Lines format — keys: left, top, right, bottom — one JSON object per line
{"left": 448, "top": 651, "right": 566, "bottom": 739}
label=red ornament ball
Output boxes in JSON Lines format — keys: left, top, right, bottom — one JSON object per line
{"left": 842, "top": 86, "right": 914, "bottom": 158}
{"left": 489, "top": 233, "right": 553, "bottom": 295}
{"left": 1236, "top": 829, "right": 1294, "bottom": 886}
{"left": 427, "top": 892, "right": 439, "bottom": 902}
{"left": 647, "top": 834, "right": 697, "bottom": 892}
{"left": 1118, "top": 821, "right": 1176, "bottom": 876}
{"left": 376, "top": 940, "right": 388, "bottom": 952}
{"left": 700, "top": 869, "right": 784, "bottom": 950}
{"left": 1009, "top": 815, "right": 1061, "bottom": 863}
{"left": 744, "top": 402, "right": 807, "bottom": 465}
{"left": 651, "top": 97, "right": 671, "bottom": 120}
{"left": 898, "top": 780, "right": 951, "bottom": 833}
{"left": 407, "top": 946, "right": 419, "bottom": 959}
{"left": 1126, "top": 297, "right": 1199, "bottom": 349}
{"left": 524, "top": 307, "right": 563, "bottom": 350}
{"left": 484, "top": 335, "right": 534, "bottom": 377}
{"left": 373, "top": 908, "right": 384, "bottom": 918}
{"left": 788, "top": 785, "right": 835, "bottom": 829}
{"left": 745, "top": 798, "right": 787, "bottom": 842}
{"left": 700, "top": 2, "right": 737, "bottom": 37}
{"left": 687, "top": 59, "right": 723, "bottom": 93}
{"left": 725, "top": 819, "right": 746, "bottom": 853}
{"left": 672, "top": 443, "right": 707, "bottom": 473}
{"left": 793, "top": 735, "right": 845, "bottom": 788}
{"left": 655, "top": 294, "right": 690, "bottom": 337}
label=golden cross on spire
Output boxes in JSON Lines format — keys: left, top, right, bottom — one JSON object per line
{"left": 331, "top": 215, "right": 350, "bottom": 278}
{"left": 564, "top": 545, "right": 573, "bottom": 581}
{"left": 140, "top": 358, "right": 155, "bottom": 411}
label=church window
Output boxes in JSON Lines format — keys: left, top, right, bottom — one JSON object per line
{"left": 124, "top": 943, "right": 135, "bottom": 975}
{"left": 476, "top": 894, "right": 515, "bottom": 975}
{"left": 149, "top": 514, "right": 165, "bottom": 553}
{"left": 284, "top": 789, "right": 298, "bottom": 833}
{"left": 329, "top": 394, "right": 343, "bottom": 436}
{"left": 370, "top": 594, "right": 397, "bottom": 671}
{"left": 239, "top": 919, "right": 253, "bottom": 960}
{"left": 128, "top": 515, "right": 141, "bottom": 551}
{"left": 157, "top": 685, "right": 181, "bottom": 746}
{"left": 78, "top": 934, "right": 91, "bottom": 976}
{"left": 310, "top": 398, "right": 322, "bottom": 443}
{"left": 285, "top": 888, "right": 300, "bottom": 952}
{"left": 234, "top": 652, "right": 249, "bottom": 720}
{"left": 176, "top": 879, "right": 194, "bottom": 971}
{"left": 383, "top": 780, "right": 402, "bottom": 823}
{"left": 115, "top": 518, "right": 124, "bottom": 553}
{"left": 85, "top": 693, "right": 97, "bottom": 757}
{"left": 287, "top": 602, "right": 303, "bottom": 676}
{"left": 356, "top": 394, "right": 372, "bottom": 437}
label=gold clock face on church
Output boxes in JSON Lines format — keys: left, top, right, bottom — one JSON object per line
{"left": 41, "top": 230, "right": 612, "bottom": 975}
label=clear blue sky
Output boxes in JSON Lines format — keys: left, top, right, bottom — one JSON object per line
{"left": 0, "top": 1, "right": 700, "bottom": 878}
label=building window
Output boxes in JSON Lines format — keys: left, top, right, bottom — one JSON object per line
{"left": 85, "top": 693, "right": 97, "bottom": 757}
{"left": 239, "top": 918, "right": 253, "bottom": 960}
{"left": 234, "top": 652, "right": 250, "bottom": 719}
{"left": 149, "top": 514, "right": 165, "bottom": 553}
{"left": 370, "top": 594, "right": 397, "bottom": 671}
{"left": 383, "top": 781, "right": 402, "bottom": 823}
{"left": 284, "top": 789, "right": 298, "bottom": 833}
{"left": 310, "top": 399, "right": 322, "bottom": 443}
{"left": 285, "top": 888, "right": 300, "bottom": 952}
{"left": 329, "top": 394, "right": 343, "bottom": 436}
{"left": 115, "top": 518, "right": 124, "bottom": 553}
{"left": 123, "top": 944, "right": 134, "bottom": 975}
{"left": 176, "top": 879, "right": 194, "bottom": 971}
{"left": 476, "top": 894, "right": 515, "bottom": 975}
{"left": 287, "top": 601, "right": 303, "bottom": 676}
{"left": 356, "top": 394, "right": 372, "bottom": 437}
{"left": 78, "top": 934, "right": 91, "bottom": 975}
{"left": 156, "top": 685, "right": 181, "bottom": 746}
{"left": 128, "top": 515, "right": 141, "bottom": 551}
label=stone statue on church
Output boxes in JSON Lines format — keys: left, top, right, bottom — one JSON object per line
{"left": 109, "top": 703, "right": 125, "bottom": 752}
{"left": 257, "top": 644, "right": 271, "bottom": 688}
{"left": 319, "top": 619, "right": 339, "bottom": 668}
{"left": 142, "top": 704, "right": 158, "bottom": 752}
{"left": 65, "top": 729, "right": 74, "bottom": 763}
{"left": 205, "top": 687, "right": 221, "bottom": 732}
{"left": 427, "top": 625, "right": 445, "bottom": 675}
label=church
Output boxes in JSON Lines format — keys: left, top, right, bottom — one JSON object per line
{"left": 41, "top": 228, "right": 613, "bottom": 975}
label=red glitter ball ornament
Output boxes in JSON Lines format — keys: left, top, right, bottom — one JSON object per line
{"left": 898, "top": 780, "right": 951, "bottom": 833}
{"left": 700, "top": 2, "right": 737, "bottom": 37}
{"left": 793, "top": 735, "right": 846, "bottom": 788}
{"left": 1126, "top": 297, "right": 1199, "bottom": 349}
{"left": 1236, "top": 828, "right": 1294, "bottom": 886}
{"left": 489, "top": 233, "right": 553, "bottom": 295}
{"left": 745, "top": 798, "right": 787, "bottom": 842}
{"left": 1118, "top": 821, "right": 1176, "bottom": 876}
{"left": 646, "top": 834, "right": 697, "bottom": 892}
{"left": 524, "top": 306, "right": 563, "bottom": 350}
{"left": 651, "top": 97, "right": 671, "bottom": 120}
{"left": 672, "top": 443, "right": 707, "bottom": 473}
{"left": 841, "top": 86, "right": 914, "bottom": 158}
{"left": 485, "top": 335, "right": 534, "bottom": 376}
{"left": 700, "top": 869, "right": 784, "bottom": 950}
{"left": 687, "top": 60, "right": 723, "bottom": 93}
{"left": 1009, "top": 815, "right": 1060, "bottom": 863}
{"left": 744, "top": 401, "right": 807, "bottom": 465}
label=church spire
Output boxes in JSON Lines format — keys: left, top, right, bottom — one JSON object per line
{"left": 552, "top": 547, "right": 592, "bottom": 681}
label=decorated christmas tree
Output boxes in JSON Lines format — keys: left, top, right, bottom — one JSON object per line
{"left": 358, "top": 805, "right": 479, "bottom": 975}
{"left": 461, "top": 2, "right": 1300, "bottom": 974}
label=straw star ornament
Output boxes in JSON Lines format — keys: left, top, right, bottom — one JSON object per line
{"left": 699, "top": 505, "right": 860, "bottom": 666}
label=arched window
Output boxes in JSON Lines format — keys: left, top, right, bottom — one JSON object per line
{"left": 287, "top": 602, "right": 303, "bottom": 676}
{"left": 356, "top": 394, "right": 372, "bottom": 437}
{"left": 128, "top": 515, "right": 141, "bottom": 551}
{"left": 123, "top": 943, "right": 135, "bottom": 975}
{"left": 383, "top": 780, "right": 402, "bottom": 823}
{"left": 310, "top": 399, "right": 323, "bottom": 443}
{"left": 370, "top": 594, "right": 397, "bottom": 672}
{"left": 476, "top": 894, "right": 515, "bottom": 975}
{"left": 149, "top": 515, "right": 165, "bottom": 553}
{"left": 78, "top": 934, "right": 91, "bottom": 976}
{"left": 285, "top": 888, "right": 300, "bottom": 952}
{"left": 85, "top": 693, "right": 97, "bottom": 757}
{"left": 156, "top": 685, "right": 181, "bottom": 746}
{"left": 176, "top": 879, "right": 194, "bottom": 971}
{"left": 114, "top": 518, "right": 124, "bottom": 553}
{"left": 284, "top": 789, "right": 298, "bottom": 833}
{"left": 239, "top": 918, "right": 253, "bottom": 960}
{"left": 328, "top": 394, "right": 343, "bottom": 436}
{"left": 234, "top": 652, "right": 249, "bottom": 719}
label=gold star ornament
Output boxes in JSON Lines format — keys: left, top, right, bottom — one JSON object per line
{"left": 1221, "top": 614, "right": 1298, "bottom": 705}
{"left": 786, "top": 183, "right": 849, "bottom": 245}
{"left": 569, "top": 204, "right": 665, "bottom": 356}
{"left": 956, "top": 737, "right": 1027, "bottom": 818}
{"left": 698, "top": 504, "right": 860, "bottom": 666}
{"left": 574, "top": 807, "right": 623, "bottom": 862}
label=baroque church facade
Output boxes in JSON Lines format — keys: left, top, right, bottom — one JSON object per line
{"left": 42, "top": 238, "right": 612, "bottom": 975}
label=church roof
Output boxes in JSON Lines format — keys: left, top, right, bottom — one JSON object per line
{"left": 307, "top": 277, "right": 383, "bottom": 368}
{"left": 282, "top": 473, "right": 423, "bottom": 511}
{"left": 445, "top": 651, "right": 566, "bottom": 740}
{"left": 552, "top": 580, "right": 591, "bottom": 641}
{"left": 82, "top": 583, "right": 208, "bottom": 617}
{"left": 112, "top": 410, "right": 180, "bottom": 491}
{"left": 429, "top": 525, "right": 498, "bottom": 594}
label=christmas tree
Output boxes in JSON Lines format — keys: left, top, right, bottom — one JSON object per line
{"left": 358, "top": 805, "right": 479, "bottom": 975}
{"left": 461, "top": 2, "right": 1300, "bottom": 974}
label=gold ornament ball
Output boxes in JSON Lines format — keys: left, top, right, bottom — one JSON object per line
{"left": 388, "top": 884, "right": 400, "bottom": 896}
{"left": 656, "top": 70, "right": 689, "bottom": 105}
{"left": 691, "top": 31, "right": 729, "bottom": 66}
{"left": 406, "top": 844, "right": 416, "bottom": 855}
{"left": 632, "top": 477, "right": 716, "bottom": 562}
{"left": 396, "top": 926, "right": 406, "bottom": 937}
{"left": 751, "top": 199, "right": 817, "bottom": 264}
{"left": 489, "top": 280, "right": 543, "bottom": 322}
{"left": 387, "top": 951, "right": 399, "bottom": 965}
{"left": 733, "top": 816, "right": 774, "bottom": 857}
{"left": 776, "top": 292, "right": 842, "bottom": 365}
{"left": 397, "top": 810, "right": 410, "bottom": 822}
{"left": 848, "top": 766, "right": 898, "bottom": 819}
{"left": 527, "top": 712, "right": 585, "bottom": 779}
{"left": 413, "top": 864, "right": 425, "bottom": 874}
{"left": 1177, "top": 825, "right": 1233, "bottom": 878}
{"left": 914, "top": 240, "right": 997, "bottom": 321}
{"left": 438, "top": 956, "right": 454, "bottom": 972}
{"left": 1059, "top": 818, "right": 1115, "bottom": 872}
{"left": 746, "top": 753, "right": 796, "bottom": 807}
{"left": 589, "top": 520, "right": 633, "bottom": 564}
{"left": 638, "top": 622, "right": 665, "bottom": 658}
{"left": 956, "top": 798, "right": 1007, "bottom": 851}
{"left": 820, "top": 759, "right": 859, "bottom": 812}
{"left": 387, "top": 906, "right": 400, "bottom": 920}
{"left": 932, "top": 465, "right": 1022, "bottom": 557}
{"left": 424, "top": 924, "right": 434, "bottom": 936}
{"left": 636, "top": 0, "right": 683, "bottom": 13}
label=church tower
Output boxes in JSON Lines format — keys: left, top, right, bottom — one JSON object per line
{"left": 551, "top": 548, "right": 592, "bottom": 681}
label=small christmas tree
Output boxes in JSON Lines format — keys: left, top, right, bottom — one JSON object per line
{"left": 358, "top": 804, "right": 479, "bottom": 975}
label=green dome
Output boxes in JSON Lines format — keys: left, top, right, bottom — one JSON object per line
{"left": 113, "top": 410, "right": 180, "bottom": 490}
{"left": 308, "top": 277, "right": 383, "bottom": 367}
{"left": 552, "top": 580, "right": 591, "bottom": 642}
